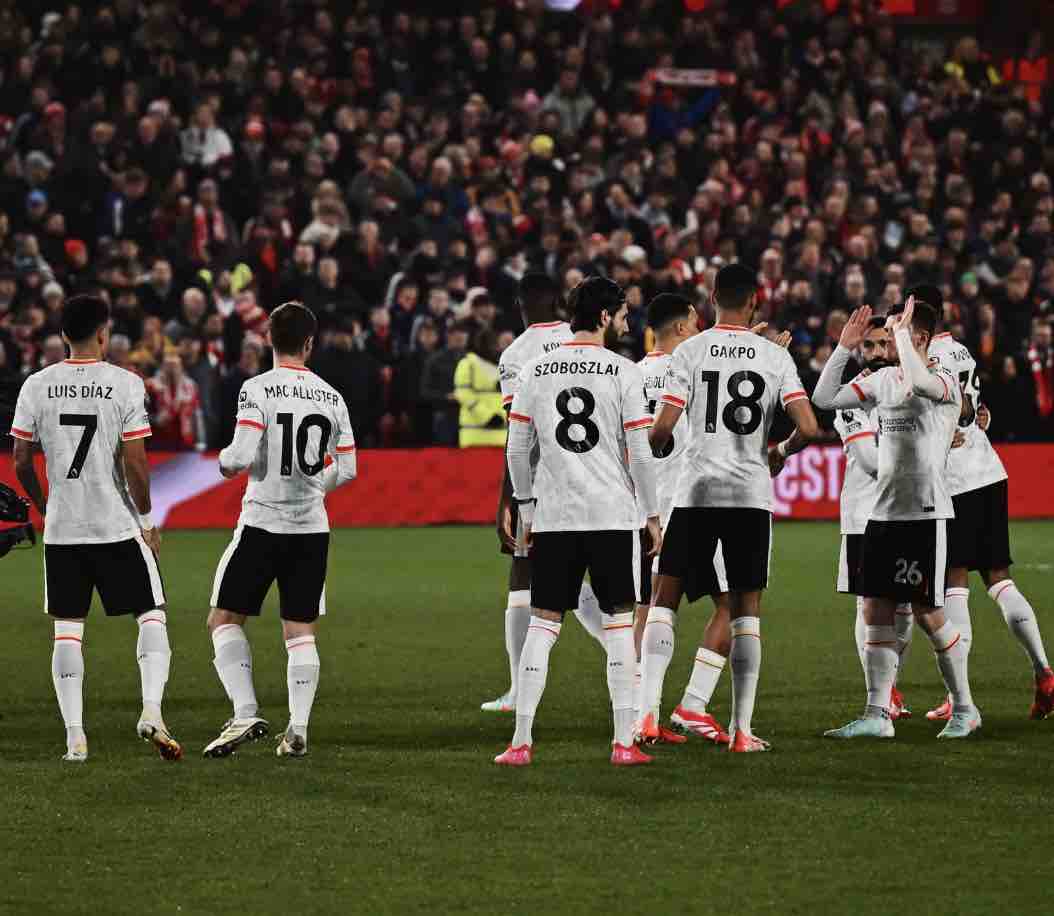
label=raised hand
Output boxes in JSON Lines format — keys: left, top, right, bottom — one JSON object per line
{"left": 838, "top": 305, "right": 872, "bottom": 351}
{"left": 886, "top": 295, "right": 914, "bottom": 335}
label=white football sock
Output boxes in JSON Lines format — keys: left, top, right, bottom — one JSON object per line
{"left": 632, "top": 661, "right": 642, "bottom": 721}
{"left": 639, "top": 606, "right": 676, "bottom": 723}
{"left": 286, "top": 635, "right": 320, "bottom": 736}
{"left": 52, "top": 620, "right": 85, "bottom": 737}
{"left": 928, "top": 621, "right": 973, "bottom": 712}
{"left": 680, "top": 647, "right": 726, "bottom": 715}
{"left": 943, "top": 587, "right": 972, "bottom": 656}
{"left": 854, "top": 598, "right": 867, "bottom": 675}
{"left": 863, "top": 625, "right": 898, "bottom": 717}
{"left": 504, "top": 589, "right": 531, "bottom": 697}
{"left": 990, "top": 579, "right": 1051, "bottom": 674}
{"left": 136, "top": 611, "right": 171, "bottom": 714}
{"left": 573, "top": 581, "right": 605, "bottom": 647}
{"left": 729, "top": 617, "right": 761, "bottom": 736}
{"left": 895, "top": 604, "right": 914, "bottom": 671}
{"left": 512, "top": 617, "right": 561, "bottom": 747}
{"left": 603, "top": 612, "right": 636, "bottom": 747}
{"left": 211, "top": 624, "right": 258, "bottom": 719}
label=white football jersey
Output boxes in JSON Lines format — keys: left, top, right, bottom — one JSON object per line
{"left": 499, "top": 321, "right": 573, "bottom": 407}
{"left": 510, "top": 341, "right": 650, "bottom": 532}
{"left": 851, "top": 363, "right": 960, "bottom": 521}
{"left": 927, "top": 333, "right": 1006, "bottom": 496}
{"left": 639, "top": 350, "right": 687, "bottom": 524}
{"left": 832, "top": 406, "right": 878, "bottom": 535}
{"left": 11, "top": 358, "right": 150, "bottom": 544}
{"left": 663, "top": 325, "right": 808, "bottom": 511}
{"left": 234, "top": 364, "right": 355, "bottom": 534}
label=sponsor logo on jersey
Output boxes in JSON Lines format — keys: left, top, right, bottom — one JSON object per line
{"left": 881, "top": 416, "right": 917, "bottom": 434}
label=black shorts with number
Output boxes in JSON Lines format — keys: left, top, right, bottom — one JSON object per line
{"left": 45, "top": 536, "right": 166, "bottom": 618}
{"left": 837, "top": 534, "right": 864, "bottom": 595}
{"left": 858, "top": 519, "right": 947, "bottom": 607}
{"left": 211, "top": 525, "right": 329, "bottom": 622}
{"left": 658, "top": 507, "right": 771, "bottom": 602}
{"left": 947, "top": 479, "right": 1012, "bottom": 572}
{"left": 530, "top": 530, "right": 639, "bottom": 613}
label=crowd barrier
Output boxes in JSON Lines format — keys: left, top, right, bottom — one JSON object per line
{"left": 2, "top": 444, "right": 1053, "bottom": 528}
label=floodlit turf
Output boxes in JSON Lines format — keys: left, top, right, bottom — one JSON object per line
{"left": 2, "top": 522, "right": 1053, "bottom": 915}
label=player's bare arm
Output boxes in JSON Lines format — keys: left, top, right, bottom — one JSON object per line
{"left": 123, "top": 437, "right": 160, "bottom": 555}
{"left": 12, "top": 438, "right": 46, "bottom": 517}
{"left": 649, "top": 401, "right": 682, "bottom": 454}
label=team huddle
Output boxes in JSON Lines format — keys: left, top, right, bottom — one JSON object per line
{"left": 7, "top": 270, "right": 1052, "bottom": 764}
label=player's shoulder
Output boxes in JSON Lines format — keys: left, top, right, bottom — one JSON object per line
{"left": 637, "top": 349, "right": 670, "bottom": 371}
{"left": 929, "top": 331, "right": 972, "bottom": 359}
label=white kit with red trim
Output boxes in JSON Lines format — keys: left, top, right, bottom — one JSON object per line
{"left": 833, "top": 405, "right": 879, "bottom": 535}
{"left": 638, "top": 349, "right": 688, "bottom": 525}
{"left": 11, "top": 358, "right": 152, "bottom": 544}
{"left": 662, "top": 324, "right": 808, "bottom": 512}
{"left": 231, "top": 363, "right": 356, "bottom": 534}
{"left": 498, "top": 320, "right": 573, "bottom": 407}
{"left": 927, "top": 333, "right": 1007, "bottom": 497}
{"left": 507, "top": 340, "right": 652, "bottom": 532}
{"left": 848, "top": 361, "right": 960, "bottom": 522}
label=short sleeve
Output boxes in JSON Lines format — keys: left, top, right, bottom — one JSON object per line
{"left": 333, "top": 395, "right": 356, "bottom": 455}
{"left": 235, "top": 380, "right": 266, "bottom": 430}
{"left": 498, "top": 350, "right": 520, "bottom": 407}
{"left": 10, "top": 378, "right": 38, "bottom": 442}
{"left": 121, "top": 374, "right": 152, "bottom": 441}
{"left": 621, "top": 363, "right": 652, "bottom": 432}
{"left": 661, "top": 345, "right": 691, "bottom": 410}
{"left": 508, "top": 366, "right": 534, "bottom": 426}
{"left": 779, "top": 349, "right": 808, "bottom": 408}
{"left": 935, "top": 367, "right": 959, "bottom": 406}
{"left": 833, "top": 407, "right": 874, "bottom": 446}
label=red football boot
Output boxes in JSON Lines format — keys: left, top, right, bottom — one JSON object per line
{"left": 611, "top": 743, "right": 653, "bottom": 766}
{"left": 925, "top": 695, "right": 953, "bottom": 722}
{"left": 1030, "top": 668, "right": 1054, "bottom": 720}
{"left": 669, "top": 705, "right": 731, "bottom": 744}
{"left": 494, "top": 744, "right": 533, "bottom": 766}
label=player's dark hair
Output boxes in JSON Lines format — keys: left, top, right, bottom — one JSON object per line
{"left": 910, "top": 300, "right": 939, "bottom": 339}
{"left": 906, "top": 284, "right": 943, "bottom": 313}
{"left": 568, "top": 276, "right": 624, "bottom": 332}
{"left": 61, "top": 295, "right": 110, "bottom": 343}
{"left": 647, "top": 293, "right": 695, "bottom": 332}
{"left": 269, "top": 301, "right": 318, "bottom": 355}
{"left": 868, "top": 315, "right": 888, "bottom": 330}
{"left": 518, "top": 272, "right": 562, "bottom": 324}
{"left": 714, "top": 263, "right": 757, "bottom": 311}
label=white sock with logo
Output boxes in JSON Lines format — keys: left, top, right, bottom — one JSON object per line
{"left": 603, "top": 612, "right": 636, "bottom": 747}
{"left": 928, "top": 621, "right": 973, "bottom": 713}
{"left": 573, "top": 581, "right": 605, "bottom": 647}
{"left": 285, "top": 635, "right": 320, "bottom": 737}
{"left": 729, "top": 617, "right": 762, "bottom": 736}
{"left": 504, "top": 589, "right": 532, "bottom": 698}
{"left": 863, "top": 625, "right": 898, "bottom": 717}
{"left": 52, "top": 620, "right": 85, "bottom": 745}
{"left": 943, "top": 588, "right": 972, "bottom": 655}
{"left": 640, "top": 607, "right": 676, "bottom": 723}
{"left": 512, "top": 617, "right": 561, "bottom": 747}
{"left": 990, "top": 579, "right": 1051, "bottom": 674}
{"left": 211, "top": 624, "right": 258, "bottom": 719}
{"left": 136, "top": 611, "right": 171, "bottom": 718}
{"left": 679, "top": 647, "right": 726, "bottom": 715}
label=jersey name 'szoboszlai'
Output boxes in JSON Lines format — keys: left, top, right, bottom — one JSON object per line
{"left": 11, "top": 358, "right": 151, "bottom": 544}
{"left": 233, "top": 364, "right": 355, "bottom": 534}
{"left": 662, "top": 325, "right": 808, "bottom": 512}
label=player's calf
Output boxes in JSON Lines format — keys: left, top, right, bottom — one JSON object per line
{"left": 52, "top": 619, "right": 86, "bottom": 761}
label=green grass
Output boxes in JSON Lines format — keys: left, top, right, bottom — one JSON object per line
{"left": 1, "top": 522, "right": 1053, "bottom": 915}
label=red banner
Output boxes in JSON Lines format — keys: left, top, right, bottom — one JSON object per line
{"left": 2, "top": 444, "right": 1053, "bottom": 528}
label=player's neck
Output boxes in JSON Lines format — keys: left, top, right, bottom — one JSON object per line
{"left": 67, "top": 343, "right": 102, "bottom": 362}
{"left": 274, "top": 351, "right": 308, "bottom": 370}
{"left": 572, "top": 329, "right": 605, "bottom": 347}
{"left": 527, "top": 314, "right": 559, "bottom": 328}
{"left": 652, "top": 335, "right": 677, "bottom": 356}
{"left": 713, "top": 309, "right": 750, "bottom": 330}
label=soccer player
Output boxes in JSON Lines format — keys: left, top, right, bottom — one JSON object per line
{"left": 203, "top": 302, "right": 357, "bottom": 759}
{"left": 642, "top": 264, "right": 820, "bottom": 753}
{"left": 11, "top": 294, "right": 177, "bottom": 762}
{"left": 916, "top": 284, "right": 1054, "bottom": 720}
{"left": 496, "top": 276, "right": 660, "bottom": 767}
{"left": 483, "top": 273, "right": 606, "bottom": 713}
{"left": 814, "top": 298, "right": 979, "bottom": 739}
{"left": 831, "top": 317, "right": 913, "bottom": 719}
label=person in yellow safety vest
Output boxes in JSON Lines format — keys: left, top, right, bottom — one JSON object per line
{"left": 454, "top": 328, "right": 506, "bottom": 446}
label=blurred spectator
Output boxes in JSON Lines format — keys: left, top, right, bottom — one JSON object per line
{"left": 311, "top": 324, "right": 385, "bottom": 448}
{"left": 394, "top": 318, "right": 441, "bottom": 445}
{"left": 146, "top": 349, "right": 204, "bottom": 450}
{"left": 453, "top": 328, "right": 504, "bottom": 447}
{"left": 421, "top": 320, "right": 471, "bottom": 446}
{"left": 216, "top": 337, "right": 262, "bottom": 448}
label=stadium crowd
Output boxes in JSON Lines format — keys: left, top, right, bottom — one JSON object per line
{"left": 1, "top": 0, "right": 1053, "bottom": 448}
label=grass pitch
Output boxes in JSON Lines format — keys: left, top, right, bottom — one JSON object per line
{"left": 1, "top": 522, "right": 1052, "bottom": 915}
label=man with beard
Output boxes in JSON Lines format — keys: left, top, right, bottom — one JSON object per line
{"left": 832, "top": 316, "right": 913, "bottom": 720}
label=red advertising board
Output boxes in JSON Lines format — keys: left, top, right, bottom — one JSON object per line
{"left": 2, "top": 444, "right": 1053, "bottom": 528}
